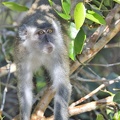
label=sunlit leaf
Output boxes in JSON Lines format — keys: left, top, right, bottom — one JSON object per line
{"left": 62, "top": 1, "right": 70, "bottom": 15}
{"left": 86, "top": 10, "right": 106, "bottom": 25}
{"left": 2, "top": 2, "right": 29, "bottom": 12}
{"left": 55, "top": 10, "right": 71, "bottom": 20}
{"left": 74, "top": 2, "right": 86, "bottom": 30}
{"left": 69, "top": 22, "right": 79, "bottom": 39}
{"left": 69, "top": 40, "right": 75, "bottom": 60}
{"left": 74, "top": 28, "right": 86, "bottom": 55}
{"left": 113, "top": 111, "right": 120, "bottom": 120}
{"left": 113, "top": 0, "right": 120, "bottom": 4}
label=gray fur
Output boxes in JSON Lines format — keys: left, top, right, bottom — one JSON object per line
{"left": 14, "top": 0, "right": 71, "bottom": 120}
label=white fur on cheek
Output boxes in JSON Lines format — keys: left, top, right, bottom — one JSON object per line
{"left": 27, "top": 26, "right": 37, "bottom": 35}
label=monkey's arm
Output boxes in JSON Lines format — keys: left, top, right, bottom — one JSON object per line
{"left": 16, "top": 62, "right": 33, "bottom": 120}
{"left": 45, "top": 54, "right": 71, "bottom": 120}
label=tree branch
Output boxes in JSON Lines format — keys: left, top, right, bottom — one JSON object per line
{"left": 0, "top": 63, "right": 16, "bottom": 77}
{"left": 70, "top": 18, "right": 120, "bottom": 74}
{"left": 38, "top": 96, "right": 114, "bottom": 120}
{"left": 69, "top": 96, "right": 114, "bottom": 116}
{"left": 31, "top": 87, "right": 55, "bottom": 120}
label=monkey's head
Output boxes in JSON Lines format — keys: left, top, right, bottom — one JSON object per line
{"left": 18, "top": 19, "right": 63, "bottom": 55}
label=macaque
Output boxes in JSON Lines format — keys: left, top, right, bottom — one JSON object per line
{"left": 14, "top": 0, "right": 71, "bottom": 120}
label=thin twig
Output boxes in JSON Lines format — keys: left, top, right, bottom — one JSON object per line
{"left": 0, "top": 63, "right": 11, "bottom": 115}
{"left": 105, "top": 42, "right": 120, "bottom": 48}
{"left": 86, "top": 62, "right": 120, "bottom": 67}
{"left": 69, "top": 96, "right": 114, "bottom": 116}
{"left": 70, "top": 77, "right": 119, "bottom": 107}
{"left": 0, "top": 81, "right": 16, "bottom": 89}
{"left": 72, "top": 75, "right": 120, "bottom": 83}
{"left": 0, "top": 63, "right": 16, "bottom": 77}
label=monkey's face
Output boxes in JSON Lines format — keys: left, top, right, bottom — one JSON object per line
{"left": 18, "top": 21, "right": 62, "bottom": 54}
{"left": 35, "top": 27, "right": 55, "bottom": 54}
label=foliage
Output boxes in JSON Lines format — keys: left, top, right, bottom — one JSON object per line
{"left": 74, "top": 28, "right": 86, "bottom": 55}
{"left": 2, "top": 2, "right": 29, "bottom": 12}
{"left": 49, "top": 0, "right": 107, "bottom": 60}
{"left": 114, "top": 0, "right": 120, "bottom": 4}
{"left": 113, "top": 92, "right": 120, "bottom": 104}
{"left": 96, "top": 114, "right": 104, "bottom": 120}
{"left": 49, "top": 0, "right": 71, "bottom": 20}
{"left": 74, "top": 2, "right": 86, "bottom": 30}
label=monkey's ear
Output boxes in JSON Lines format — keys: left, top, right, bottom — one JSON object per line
{"left": 18, "top": 24, "right": 27, "bottom": 36}
{"left": 18, "top": 24, "right": 27, "bottom": 41}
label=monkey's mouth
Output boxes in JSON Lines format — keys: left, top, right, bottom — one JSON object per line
{"left": 42, "top": 43, "right": 54, "bottom": 54}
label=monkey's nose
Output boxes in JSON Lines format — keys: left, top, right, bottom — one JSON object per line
{"left": 47, "top": 46, "right": 53, "bottom": 53}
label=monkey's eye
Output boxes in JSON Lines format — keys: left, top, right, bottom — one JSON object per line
{"left": 46, "top": 28, "right": 53, "bottom": 34}
{"left": 37, "top": 30, "right": 45, "bottom": 35}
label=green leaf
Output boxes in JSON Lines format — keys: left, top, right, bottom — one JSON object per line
{"left": 74, "top": 2, "right": 86, "bottom": 30}
{"left": 69, "top": 40, "right": 75, "bottom": 60}
{"left": 103, "top": 0, "right": 112, "bottom": 7}
{"left": 113, "top": 111, "right": 120, "bottom": 120}
{"left": 48, "top": 0, "right": 53, "bottom": 6}
{"left": 113, "top": 0, "right": 120, "bottom": 4}
{"left": 96, "top": 114, "right": 104, "bottom": 120}
{"left": 62, "top": 1, "right": 70, "bottom": 15}
{"left": 2, "top": 2, "right": 29, "bottom": 12}
{"left": 86, "top": 10, "right": 106, "bottom": 25}
{"left": 74, "top": 28, "right": 86, "bottom": 55}
{"left": 55, "top": 10, "right": 71, "bottom": 20}
{"left": 49, "top": 0, "right": 71, "bottom": 20}
{"left": 113, "top": 92, "right": 120, "bottom": 104}
{"left": 65, "top": 0, "right": 70, "bottom": 4}
{"left": 37, "top": 81, "right": 46, "bottom": 88}
{"left": 69, "top": 22, "right": 79, "bottom": 39}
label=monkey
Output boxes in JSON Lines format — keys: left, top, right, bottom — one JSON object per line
{"left": 14, "top": 0, "right": 72, "bottom": 120}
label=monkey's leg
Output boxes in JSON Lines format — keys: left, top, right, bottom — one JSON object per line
{"left": 54, "top": 83, "right": 71, "bottom": 120}
{"left": 50, "top": 65, "right": 72, "bottom": 120}
{"left": 17, "top": 66, "right": 33, "bottom": 120}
